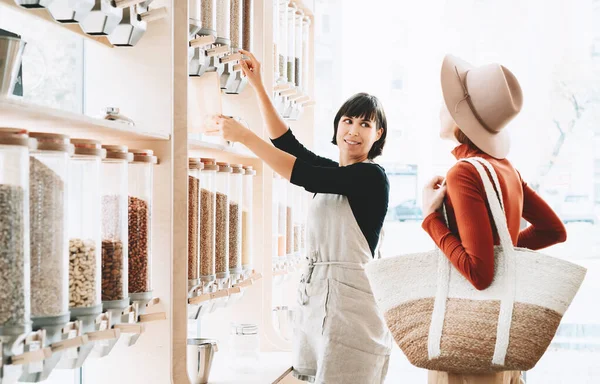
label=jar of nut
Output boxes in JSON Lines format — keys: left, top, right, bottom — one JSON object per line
{"left": 68, "top": 139, "right": 105, "bottom": 323}
{"left": 128, "top": 149, "right": 158, "bottom": 302}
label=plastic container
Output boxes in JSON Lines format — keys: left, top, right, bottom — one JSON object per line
{"left": 242, "top": 165, "right": 255, "bottom": 274}
{"left": 277, "top": 0, "right": 288, "bottom": 83}
{"left": 188, "top": 158, "right": 203, "bottom": 290}
{"left": 68, "top": 139, "right": 104, "bottom": 319}
{"left": 200, "top": 158, "right": 218, "bottom": 285}
{"left": 100, "top": 145, "right": 133, "bottom": 310}
{"left": 228, "top": 164, "right": 244, "bottom": 276}
{"left": 230, "top": 0, "right": 242, "bottom": 50}
{"left": 286, "top": 2, "right": 297, "bottom": 86}
{"left": 128, "top": 149, "right": 158, "bottom": 301}
{"left": 0, "top": 129, "right": 32, "bottom": 337}
{"left": 241, "top": 0, "right": 253, "bottom": 51}
{"left": 29, "top": 132, "right": 71, "bottom": 328}
{"left": 215, "top": 0, "right": 230, "bottom": 46}
{"left": 302, "top": 16, "right": 311, "bottom": 93}
{"left": 215, "top": 162, "right": 231, "bottom": 282}
{"left": 200, "top": 0, "right": 217, "bottom": 35}
{"left": 294, "top": 9, "right": 303, "bottom": 89}
{"left": 229, "top": 323, "right": 259, "bottom": 373}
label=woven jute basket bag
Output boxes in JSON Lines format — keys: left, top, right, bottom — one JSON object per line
{"left": 365, "top": 157, "right": 587, "bottom": 374}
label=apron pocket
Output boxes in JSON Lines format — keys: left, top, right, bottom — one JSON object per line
{"left": 325, "top": 279, "right": 392, "bottom": 356}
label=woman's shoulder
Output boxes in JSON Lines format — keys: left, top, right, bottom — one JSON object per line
{"left": 347, "top": 162, "right": 389, "bottom": 183}
{"left": 446, "top": 157, "right": 521, "bottom": 188}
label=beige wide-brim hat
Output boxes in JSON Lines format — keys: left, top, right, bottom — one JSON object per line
{"left": 441, "top": 55, "right": 523, "bottom": 159}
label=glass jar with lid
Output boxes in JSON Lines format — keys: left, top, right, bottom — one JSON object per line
{"left": 0, "top": 128, "right": 33, "bottom": 337}
{"left": 215, "top": 0, "right": 231, "bottom": 47}
{"left": 128, "top": 149, "right": 158, "bottom": 302}
{"left": 29, "top": 132, "right": 71, "bottom": 334}
{"left": 294, "top": 9, "right": 304, "bottom": 90}
{"left": 277, "top": 0, "right": 289, "bottom": 84}
{"left": 199, "top": 158, "right": 218, "bottom": 286}
{"left": 228, "top": 164, "right": 244, "bottom": 279}
{"left": 68, "top": 139, "right": 105, "bottom": 322}
{"left": 100, "top": 145, "right": 133, "bottom": 311}
{"left": 215, "top": 162, "right": 231, "bottom": 285}
{"left": 241, "top": 165, "right": 255, "bottom": 275}
{"left": 286, "top": 2, "right": 297, "bottom": 87}
{"left": 302, "top": 15, "right": 311, "bottom": 94}
{"left": 188, "top": 158, "right": 203, "bottom": 291}
{"left": 229, "top": 323, "right": 259, "bottom": 373}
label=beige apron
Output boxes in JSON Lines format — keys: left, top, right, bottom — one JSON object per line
{"left": 292, "top": 193, "right": 392, "bottom": 383}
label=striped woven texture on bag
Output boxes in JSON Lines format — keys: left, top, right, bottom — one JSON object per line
{"left": 365, "top": 158, "right": 587, "bottom": 374}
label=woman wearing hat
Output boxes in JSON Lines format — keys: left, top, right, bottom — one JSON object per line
{"left": 204, "top": 50, "right": 392, "bottom": 383}
{"left": 421, "top": 55, "right": 567, "bottom": 383}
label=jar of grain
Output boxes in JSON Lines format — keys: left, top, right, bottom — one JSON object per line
{"left": 29, "top": 132, "right": 71, "bottom": 330}
{"left": 128, "top": 149, "right": 158, "bottom": 302}
{"left": 188, "top": 158, "right": 204, "bottom": 291}
{"left": 228, "top": 164, "right": 244, "bottom": 277}
{"left": 0, "top": 128, "right": 33, "bottom": 337}
{"left": 215, "top": 0, "right": 231, "bottom": 47}
{"left": 199, "top": 158, "right": 218, "bottom": 284}
{"left": 215, "top": 161, "right": 231, "bottom": 282}
{"left": 100, "top": 145, "right": 133, "bottom": 311}
{"left": 68, "top": 139, "right": 105, "bottom": 321}
{"left": 241, "top": 165, "right": 255, "bottom": 274}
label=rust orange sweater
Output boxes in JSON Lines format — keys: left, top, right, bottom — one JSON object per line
{"left": 422, "top": 144, "right": 567, "bottom": 290}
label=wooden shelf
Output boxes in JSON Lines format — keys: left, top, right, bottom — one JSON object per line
{"left": 0, "top": 97, "right": 170, "bottom": 141}
{"left": 0, "top": 0, "right": 113, "bottom": 48}
{"left": 188, "top": 138, "right": 257, "bottom": 159}
{"left": 188, "top": 272, "right": 263, "bottom": 305}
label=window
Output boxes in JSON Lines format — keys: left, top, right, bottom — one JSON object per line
{"left": 313, "top": 1, "right": 600, "bottom": 382}
{"left": 0, "top": 6, "right": 84, "bottom": 113}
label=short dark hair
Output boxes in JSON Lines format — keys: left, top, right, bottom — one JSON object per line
{"left": 331, "top": 93, "right": 387, "bottom": 159}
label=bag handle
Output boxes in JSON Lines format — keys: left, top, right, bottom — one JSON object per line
{"left": 428, "top": 157, "right": 517, "bottom": 367}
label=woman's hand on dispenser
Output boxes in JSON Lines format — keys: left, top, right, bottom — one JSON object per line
{"left": 203, "top": 115, "right": 252, "bottom": 144}
{"left": 239, "top": 49, "right": 264, "bottom": 91}
{"left": 422, "top": 176, "right": 447, "bottom": 217}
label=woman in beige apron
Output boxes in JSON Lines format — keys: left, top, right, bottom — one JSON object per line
{"left": 203, "top": 50, "right": 393, "bottom": 383}
{"left": 421, "top": 55, "right": 566, "bottom": 383}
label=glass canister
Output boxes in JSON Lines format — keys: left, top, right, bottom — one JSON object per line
{"left": 100, "top": 145, "right": 133, "bottom": 311}
{"left": 285, "top": 182, "right": 294, "bottom": 259}
{"left": 228, "top": 164, "right": 244, "bottom": 278}
{"left": 277, "top": 0, "right": 288, "bottom": 84}
{"left": 68, "top": 139, "right": 104, "bottom": 320}
{"left": 230, "top": 0, "right": 242, "bottom": 51}
{"left": 200, "top": 0, "right": 217, "bottom": 35}
{"left": 215, "top": 161, "right": 231, "bottom": 284}
{"left": 286, "top": 2, "right": 297, "bottom": 87}
{"left": 128, "top": 149, "right": 158, "bottom": 302}
{"left": 302, "top": 16, "right": 311, "bottom": 94}
{"left": 0, "top": 129, "right": 32, "bottom": 337}
{"left": 241, "top": 165, "right": 255, "bottom": 274}
{"left": 215, "top": 0, "right": 231, "bottom": 47}
{"left": 241, "top": 0, "right": 253, "bottom": 51}
{"left": 199, "top": 158, "right": 218, "bottom": 286}
{"left": 188, "top": 158, "right": 203, "bottom": 290}
{"left": 294, "top": 9, "right": 303, "bottom": 90}
{"left": 229, "top": 323, "right": 259, "bottom": 373}
{"left": 28, "top": 132, "right": 71, "bottom": 328}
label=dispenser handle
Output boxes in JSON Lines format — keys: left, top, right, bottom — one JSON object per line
{"left": 87, "top": 329, "right": 120, "bottom": 342}
{"left": 138, "top": 312, "right": 167, "bottom": 323}
{"left": 190, "top": 35, "right": 215, "bottom": 48}
{"left": 140, "top": 7, "right": 168, "bottom": 22}
{"left": 50, "top": 335, "right": 89, "bottom": 353}
{"left": 10, "top": 348, "right": 51, "bottom": 365}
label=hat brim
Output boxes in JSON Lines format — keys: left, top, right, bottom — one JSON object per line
{"left": 441, "top": 55, "right": 510, "bottom": 159}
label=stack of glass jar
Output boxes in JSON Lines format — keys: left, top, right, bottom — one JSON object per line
{"left": 100, "top": 145, "right": 133, "bottom": 312}
{"left": 0, "top": 129, "right": 33, "bottom": 341}
{"left": 68, "top": 139, "right": 105, "bottom": 331}
{"left": 199, "top": 158, "right": 218, "bottom": 288}
{"left": 28, "top": 132, "right": 71, "bottom": 341}
{"left": 128, "top": 149, "right": 158, "bottom": 302}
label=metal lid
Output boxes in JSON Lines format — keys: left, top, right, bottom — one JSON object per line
{"left": 0, "top": 128, "right": 31, "bottom": 147}
{"left": 29, "top": 132, "right": 71, "bottom": 153}
{"left": 231, "top": 323, "right": 258, "bottom": 335}
{"left": 71, "top": 139, "right": 106, "bottom": 158}
{"left": 189, "top": 158, "right": 205, "bottom": 170}
{"left": 129, "top": 149, "right": 158, "bottom": 164}
{"left": 102, "top": 145, "right": 134, "bottom": 162}
{"left": 187, "top": 338, "right": 218, "bottom": 346}
{"left": 217, "top": 161, "right": 232, "bottom": 173}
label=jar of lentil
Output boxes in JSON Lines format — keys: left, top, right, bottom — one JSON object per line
{"left": 100, "top": 145, "right": 133, "bottom": 311}
{"left": 199, "top": 158, "right": 218, "bottom": 285}
{"left": 128, "top": 149, "right": 158, "bottom": 302}
{"left": 29, "top": 132, "right": 71, "bottom": 330}
{"left": 0, "top": 128, "right": 33, "bottom": 337}
{"left": 215, "top": 161, "right": 231, "bottom": 282}
{"left": 68, "top": 139, "right": 104, "bottom": 320}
